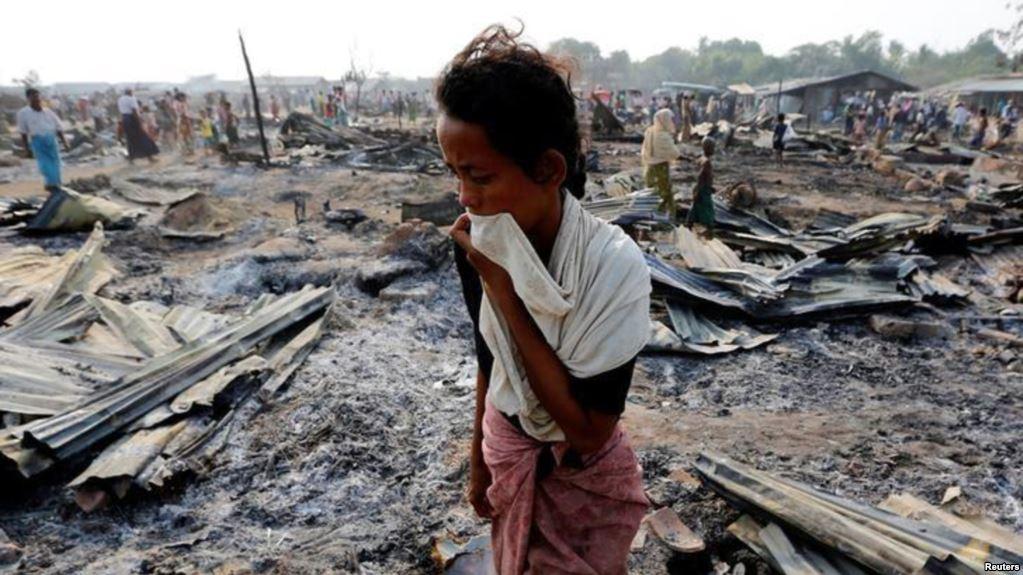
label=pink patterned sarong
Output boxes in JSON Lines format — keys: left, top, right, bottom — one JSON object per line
{"left": 482, "top": 401, "right": 648, "bottom": 574}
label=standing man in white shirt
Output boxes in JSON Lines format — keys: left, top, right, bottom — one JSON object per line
{"left": 950, "top": 101, "right": 971, "bottom": 143}
{"left": 16, "top": 88, "right": 69, "bottom": 191}
{"left": 117, "top": 88, "right": 159, "bottom": 163}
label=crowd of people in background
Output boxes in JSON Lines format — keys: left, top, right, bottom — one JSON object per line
{"left": 14, "top": 84, "right": 440, "bottom": 161}
{"left": 632, "top": 85, "right": 1021, "bottom": 244}
{"left": 8, "top": 83, "right": 441, "bottom": 192}
{"left": 12, "top": 80, "right": 1020, "bottom": 199}
{"left": 832, "top": 92, "right": 1019, "bottom": 150}
{"left": 588, "top": 87, "right": 744, "bottom": 130}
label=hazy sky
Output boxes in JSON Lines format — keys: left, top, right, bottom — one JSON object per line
{"left": 1, "top": 0, "right": 1013, "bottom": 85}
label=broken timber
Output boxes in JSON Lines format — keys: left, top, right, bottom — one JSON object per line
{"left": 696, "top": 452, "right": 1023, "bottom": 574}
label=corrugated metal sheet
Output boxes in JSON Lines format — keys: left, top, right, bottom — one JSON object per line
{"left": 972, "top": 245, "right": 1023, "bottom": 301}
{"left": 112, "top": 182, "right": 200, "bottom": 206}
{"left": 764, "top": 256, "right": 918, "bottom": 318}
{"left": 928, "top": 74, "right": 1023, "bottom": 96}
{"left": 19, "top": 225, "right": 119, "bottom": 322}
{"left": 697, "top": 452, "right": 1023, "bottom": 574}
{"left": 754, "top": 70, "right": 918, "bottom": 96}
{"left": 162, "top": 305, "right": 232, "bottom": 343}
{"left": 646, "top": 253, "right": 755, "bottom": 313}
{"left": 581, "top": 193, "right": 666, "bottom": 226}
{"left": 27, "top": 188, "right": 140, "bottom": 232}
{"left": 0, "top": 230, "right": 335, "bottom": 509}
{"left": 675, "top": 226, "right": 788, "bottom": 302}
{"left": 4, "top": 285, "right": 333, "bottom": 477}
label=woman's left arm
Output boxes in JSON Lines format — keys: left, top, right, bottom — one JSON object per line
{"left": 486, "top": 279, "right": 619, "bottom": 455}
{"left": 450, "top": 215, "right": 618, "bottom": 454}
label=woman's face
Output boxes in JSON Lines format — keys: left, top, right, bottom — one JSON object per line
{"left": 436, "top": 113, "right": 557, "bottom": 234}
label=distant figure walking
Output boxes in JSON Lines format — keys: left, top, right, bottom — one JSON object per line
{"left": 971, "top": 108, "right": 989, "bottom": 149}
{"left": 174, "top": 92, "right": 194, "bottom": 156}
{"left": 686, "top": 137, "right": 717, "bottom": 238}
{"left": 950, "top": 102, "right": 970, "bottom": 143}
{"left": 678, "top": 94, "right": 693, "bottom": 143}
{"left": 223, "top": 101, "right": 239, "bottom": 146}
{"left": 641, "top": 108, "right": 681, "bottom": 220}
{"left": 17, "top": 87, "right": 69, "bottom": 191}
{"left": 118, "top": 89, "right": 159, "bottom": 163}
{"left": 852, "top": 113, "right": 868, "bottom": 146}
{"left": 773, "top": 113, "right": 788, "bottom": 166}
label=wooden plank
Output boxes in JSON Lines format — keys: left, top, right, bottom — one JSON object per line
{"left": 759, "top": 522, "right": 822, "bottom": 575}
{"left": 728, "top": 515, "right": 781, "bottom": 572}
{"left": 697, "top": 452, "right": 931, "bottom": 575}
{"left": 879, "top": 493, "right": 1023, "bottom": 556}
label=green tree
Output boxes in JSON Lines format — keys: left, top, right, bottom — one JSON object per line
{"left": 999, "top": 0, "right": 1023, "bottom": 71}
{"left": 887, "top": 40, "right": 907, "bottom": 71}
{"left": 543, "top": 31, "right": 1007, "bottom": 94}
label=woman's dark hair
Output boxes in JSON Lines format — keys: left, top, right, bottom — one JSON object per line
{"left": 435, "top": 25, "right": 586, "bottom": 198}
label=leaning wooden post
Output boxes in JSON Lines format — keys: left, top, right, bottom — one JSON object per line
{"left": 239, "top": 31, "right": 271, "bottom": 165}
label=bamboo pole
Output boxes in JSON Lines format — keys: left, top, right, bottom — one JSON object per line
{"left": 239, "top": 31, "right": 270, "bottom": 165}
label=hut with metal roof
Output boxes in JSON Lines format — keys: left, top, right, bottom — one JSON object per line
{"left": 926, "top": 74, "right": 1023, "bottom": 111}
{"left": 755, "top": 70, "right": 918, "bottom": 127}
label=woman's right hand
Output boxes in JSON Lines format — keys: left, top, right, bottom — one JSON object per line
{"left": 467, "top": 456, "right": 494, "bottom": 519}
{"left": 449, "top": 213, "right": 514, "bottom": 300}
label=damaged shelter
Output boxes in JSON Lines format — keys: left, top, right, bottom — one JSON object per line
{"left": 580, "top": 161, "right": 1016, "bottom": 357}
{"left": 2, "top": 43, "right": 1022, "bottom": 573}
{"left": 926, "top": 74, "right": 1023, "bottom": 114}
{"left": 277, "top": 112, "right": 445, "bottom": 173}
{"left": 0, "top": 225, "right": 334, "bottom": 511}
{"left": 755, "top": 70, "right": 918, "bottom": 128}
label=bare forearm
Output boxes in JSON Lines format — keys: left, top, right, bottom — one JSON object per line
{"left": 489, "top": 290, "right": 604, "bottom": 452}
{"left": 471, "top": 371, "right": 487, "bottom": 466}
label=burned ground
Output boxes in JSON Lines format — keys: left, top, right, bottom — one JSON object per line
{"left": 0, "top": 131, "right": 1020, "bottom": 574}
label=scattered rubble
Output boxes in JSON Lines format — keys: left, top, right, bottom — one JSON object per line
{"left": 278, "top": 112, "right": 445, "bottom": 172}
{"left": 323, "top": 202, "right": 368, "bottom": 229}
{"left": 158, "top": 192, "right": 234, "bottom": 241}
{"left": 278, "top": 112, "right": 386, "bottom": 150}
{"left": 0, "top": 225, "right": 334, "bottom": 511}
{"left": 401, "top": 194, "right": 462, "bottom": 226}
{"left": 1, "top": 84, "right": 1020, "bottom": 574}
{"left": 697, "top": 452, "right": 1023, "bottom": 574}
{"left": 25, "top": 187, "right": 141, "bottom": 232}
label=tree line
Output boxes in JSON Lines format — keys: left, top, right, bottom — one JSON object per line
{"left": 547, "top": 30, "right": 1013, "bottom": 93}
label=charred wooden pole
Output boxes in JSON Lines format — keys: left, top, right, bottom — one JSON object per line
{"left": 239, "top": 31, "right": 270, "bottom": 165}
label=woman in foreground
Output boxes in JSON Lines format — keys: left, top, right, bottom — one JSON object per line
{"left": 436, "top": 25, "right": 652, "bottom": 574}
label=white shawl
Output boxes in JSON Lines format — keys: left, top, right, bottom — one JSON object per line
{"left": 469, "top": 193, "right": 651, "bottom": 442}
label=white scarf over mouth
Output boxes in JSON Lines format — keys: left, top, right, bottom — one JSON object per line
{"left": 470, "top": 193, "right": 651, "bottom": 442}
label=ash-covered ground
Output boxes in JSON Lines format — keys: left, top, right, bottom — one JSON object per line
{"left": 0, "top": 137, "right": 1020, "bottom": 574}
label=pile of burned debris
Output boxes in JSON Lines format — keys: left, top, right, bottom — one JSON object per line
{"left": 581, "top": 167, "right": 1022, "bottom": 357}
{"left": 0, "top": 225, "right": 333, "bottom": 511}
{"left": 696, "top": 452, "right": 1023, "bottom": 574}
{"left": 1, "top": 173, "right": 233, "bottom": 242}
{"left": 277, "top": 112, "right": 445, "bottom": 173}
